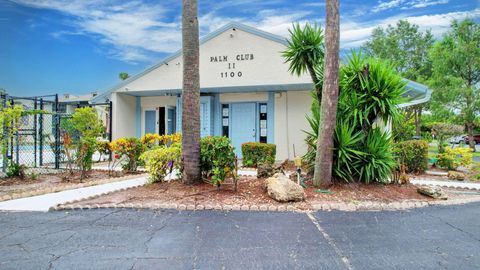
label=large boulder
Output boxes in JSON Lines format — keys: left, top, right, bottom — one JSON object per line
{"left": 417, "top": 186, "right": 447, "bottom": 200}
{"left": 447, "top": 171, "right": 465, "bottom": 181}
{"left": 264, "top": 173, "right": 306, "bottom": 202}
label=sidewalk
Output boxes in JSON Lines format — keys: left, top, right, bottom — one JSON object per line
{"left": 411, "top": 179, "right": 480, "bottom": 190}
{"left": 0, "top": 176, "right": 148, "bottom": 212}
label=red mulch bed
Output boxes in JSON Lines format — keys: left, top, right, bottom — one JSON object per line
{"left": 70, "top": 175, "right": 437, "bottom": 210}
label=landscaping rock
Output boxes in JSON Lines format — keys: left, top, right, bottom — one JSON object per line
{"left": 264, "top": 173, "right": 306, "bottom": 202}
{"left": 417, "top": 186, "right": 447, "bottom": 200}
{"left": 447, "top": 171, "right": 465, "bottom": 181}
{"left": 257, "top": 163, "right": 274, "bottom": 178}
{"left": 257, "top": 160, "right": 289, "bottom": 178}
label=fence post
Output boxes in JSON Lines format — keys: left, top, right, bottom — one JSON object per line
{"left": 33, "top": 97, "right": 37, "bottom": 167}
{"left": 54, "top": 94, "right": 60, "bottom": 169}
{"left": 1, "top": 94, "right": 7, "bottom": 172}
{"left": 39, "top": 98, "right": 44, "bottom": 166}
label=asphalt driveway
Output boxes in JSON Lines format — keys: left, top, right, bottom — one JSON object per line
{"left": 1, "top": 203, "right": 479, "bottom": 269}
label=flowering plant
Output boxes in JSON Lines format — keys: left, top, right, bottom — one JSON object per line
{"left": 110, "top": 137, "right": 144, "bottom": 171}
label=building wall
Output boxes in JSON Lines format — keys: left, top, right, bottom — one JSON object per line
{"left": 219, "top": 92, "right": 268, "bottom": 103}
{"left": 112, "top": 93, "right": 136, "bottom": 140}
{"left": 113, "top": 27, "right": 310, "bottom": 94}
{"left": 274, "top": 91, "right": 312, "bottom": 160}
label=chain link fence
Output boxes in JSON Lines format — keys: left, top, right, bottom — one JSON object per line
{"left": 1, "top": 94, "right": 112, "bottom": 174}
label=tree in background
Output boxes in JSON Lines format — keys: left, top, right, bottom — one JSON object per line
{"left": 429, "top": 19, "right": 480, "bottom": 151}
{"left": 283, "top": 23, "right": 325, "bottom": 102}
{"left": 363, "top": 20, "right": 434, "bottom": 137}
{"left": 181, "top": 0, "right": 201, "bottom": 184}
{"left": 313, "top": 0, "right": 340, "bottom": 186}
{"left": 119, "top": 72, "right": 129, "bottom": 81}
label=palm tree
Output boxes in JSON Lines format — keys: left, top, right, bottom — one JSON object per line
{"left": 313, "top": 0, "right": 340, "bottom": 186}
{"left": 181, "top": 0, "right": 201, "bottom": 184}
{"left": 283, "top": 23, "right": 324, "bottom": 102}
{"left": 118, "top": 72, "right": 129, "bottom": 81}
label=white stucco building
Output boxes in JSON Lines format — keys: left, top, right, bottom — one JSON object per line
{"left": 92, "top": 22, "right": 431, "bottom": 160}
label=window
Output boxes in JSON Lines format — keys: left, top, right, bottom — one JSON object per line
{"left": 259, "top": 103, "right": 267, "bottom": 143}
{"left": 222, "top": 104, "right": 229, "bottom": 137}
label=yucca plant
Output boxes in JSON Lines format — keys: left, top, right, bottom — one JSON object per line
{"left": 355, "top": 128, "right": 396, "bottom": 183}
{"left": 338, "top": 51, "right": 406, "bottom": 133}
{"left": 333, "top": 121, "right": 365, "bottom": 181}
{"left": 283, "top": 23, "right": 325, "bottom": 100}
{"left": 302, "top": 50, "right": 405, "bottom": 184}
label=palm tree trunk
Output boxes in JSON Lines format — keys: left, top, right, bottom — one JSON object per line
{"left": 313, "top": 0, "right": 340, "bottom": 186}
{"left": 181, "top": 0, "right": 201, "bottom": 184}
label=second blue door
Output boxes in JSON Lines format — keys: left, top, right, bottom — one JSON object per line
{"left": 230, "top": 103, "right": 256, "bottom": 157}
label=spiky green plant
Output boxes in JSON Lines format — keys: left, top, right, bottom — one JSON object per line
{"left": 283, "top": 23, "right": 325, "bottom": 100}
{"left": 356, "top": 128, "right": 396, "bottom": 183}
{"left": 302, "top": 50, "right": 405, "bottom": 183}
{"left": 332, "top": 121, "right": 366, "bottom": 181}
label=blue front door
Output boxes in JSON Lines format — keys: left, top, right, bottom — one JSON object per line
{"left": 145, "top": 110, "right": 156, "bottom": 134}
{"left": 230, "top": 103, "right": 256, "bottom": 157}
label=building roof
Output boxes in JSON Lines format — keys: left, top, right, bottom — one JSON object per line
{"left": 91, "top": 21, "right": 431, "bottom": 107}
{"left": 59, "top": 93, "right": 98, "bottom": 103}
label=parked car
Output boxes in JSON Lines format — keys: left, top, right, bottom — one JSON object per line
{"left": 464, "top": 134, "right": 480, "bottom": 145}
{"left": 449, "top": 135, "right": 466, "bottom": 144}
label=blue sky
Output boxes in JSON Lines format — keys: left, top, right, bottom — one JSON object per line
{"left": 1, "top": 0, "right": 478, "bottom": 97}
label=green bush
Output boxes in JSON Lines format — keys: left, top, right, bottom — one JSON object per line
{"left": 200, "top": 136, "right": 236, "bottom": 187}
{"left": 76, "top": 137, "right": 97, "bottom": 179}
{"left": 60, "top": 107, "right": 104, "bottom": 178}
{"left": 393, "top": 140, "right": 429, "bottom": 173}
{"left": 356, "top": 128, "right": 396, "bottom": 184}
{"left": 110, "top": 137, "right": 144, "bottom": 171}
{"left": 437, "top": 146, "right": 473, "bottom": 170}
{"left": 303, "top": 51, "right": 404, "bottom": 184}
{"left": 6, "top": 161, "right": 26, "bottom": 179}
{"left": 140, "top": 143, "right": 181, "bottom": 183}
{"left": 241, "top": 142, "right": 276, "bottom": 167}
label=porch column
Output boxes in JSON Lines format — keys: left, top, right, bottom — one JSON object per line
{"left": 135, "top": 97, "right": 141, "bottom": 137}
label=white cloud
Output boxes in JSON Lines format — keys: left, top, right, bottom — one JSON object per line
{"left": 11, "top": 0, "right": 181, "bottom": 63}
{"left": 341, "top": 8, "right": 480, "bottom": 48}
{"left": 10, "top": 0, "right": 477, "bottom": 63}
{"left": 372, "top": 0, "right": 449, "bottom": 13}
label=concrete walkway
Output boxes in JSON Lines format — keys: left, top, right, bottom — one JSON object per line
{"left": 411, "top": 179, "right": 480, "bottom": 190}
{"left": 0, "top": 176, "right": 148, "bottom": 212}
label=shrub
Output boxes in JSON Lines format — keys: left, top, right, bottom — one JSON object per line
{"left": 356, "top": 128, "right": 396, "bottom": 184}
{"left": 140, "top": 133, "right": 161, "bottom": 149}
{"left": 302, "top": 51, "right": 404, "bottom": 184}
{"left": 200, "top": 136, "right": 236, "bottom": 187}
{"left": 96, "top": 140, "right": 111, "bottom": 161}
{"left": 6, "top": 161, "right": 26, "bottom": 179}
{"left": 393, "top": 140, "right": 429, "bottom": 173}
{"left": 241, "top": 142, "right": 276, "bottom": 167}
{"left": 110, "top": 137, "right": 144, "bottom": 171}
{"left": 60, "top": 107, "right": 104, "bottom": 179}
{"left": 141, "top": 133, "right": 182, "bottom": 149}
{"left": 76, "top": 137, "right": 97, "bottom": 179}
{"left": 437, "top": 147, "right": 473, "bottom": 170}
{"left": 332, "top": 121, "right": 365, "bottom": 181}
{"left": 140, "top": 143, "right": 181, "bottom": 183}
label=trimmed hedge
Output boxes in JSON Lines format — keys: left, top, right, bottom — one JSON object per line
{"left": 241, "top": 142, "right": 276, "bottom": 167}
{"left": 393, "top": 140, "right": 428, "bottom": 173}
